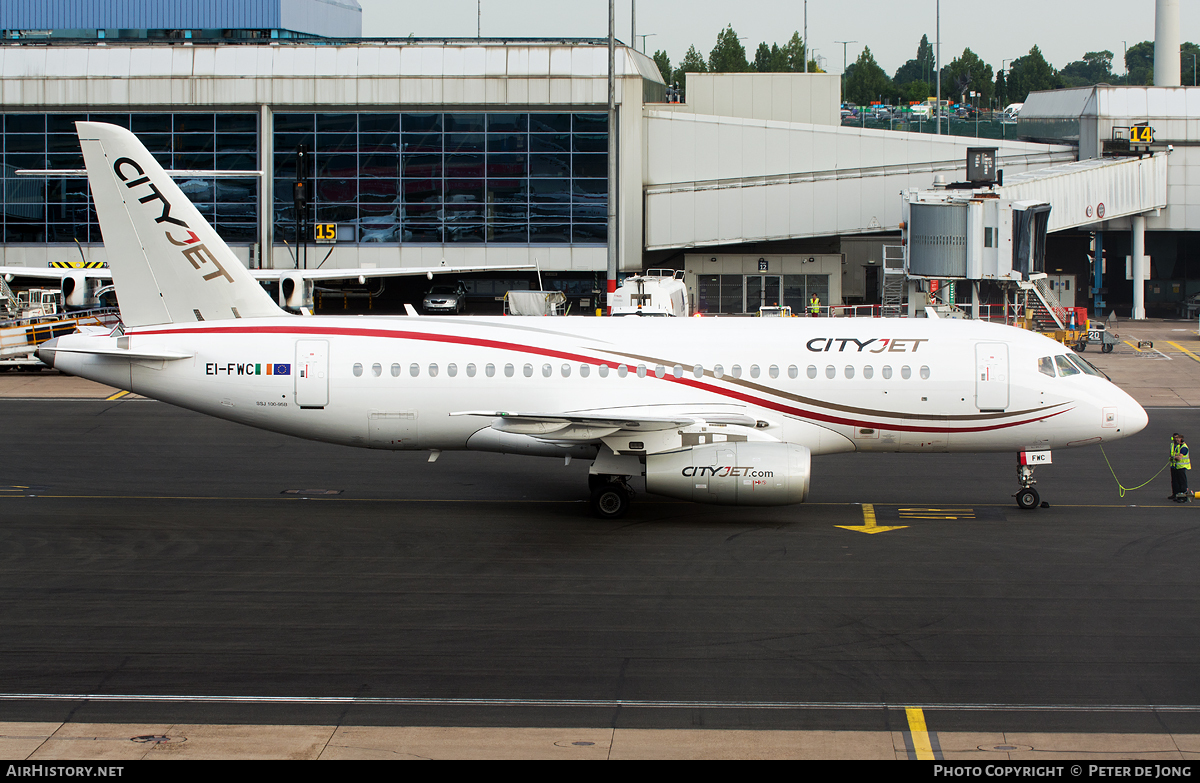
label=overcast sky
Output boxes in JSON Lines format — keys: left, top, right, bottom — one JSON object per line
{"left": 358, "top": 0, "right": 1198, "bottom": 77}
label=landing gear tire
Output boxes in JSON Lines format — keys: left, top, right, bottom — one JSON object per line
{"left": 1016, "top": 488, "right": 1040, "bottom": 510}
{"left": 590, "top": 483, "right": 630, "bottom": 519}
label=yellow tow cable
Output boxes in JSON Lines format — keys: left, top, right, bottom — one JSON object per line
{"left": 1099, "top": 445, "right": 1171, "bottom": 498}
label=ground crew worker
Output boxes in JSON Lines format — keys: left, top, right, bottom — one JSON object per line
{"left": 809, "top": 293, "right": 820, "bottom": 317}
{"left": 1170, "top": 432, "right": 1191, "bottom": 502}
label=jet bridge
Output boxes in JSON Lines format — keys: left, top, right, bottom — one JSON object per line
{"left": 901, "top": 151, "right": 1169, "bottom": 325}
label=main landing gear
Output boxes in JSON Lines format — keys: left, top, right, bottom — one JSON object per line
{"left": 589, "top": 474, "right": 634, "bottom": 519}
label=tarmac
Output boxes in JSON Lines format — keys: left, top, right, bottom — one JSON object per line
{"left": 3, "top": 315, "right": 1199, "bottom": 761}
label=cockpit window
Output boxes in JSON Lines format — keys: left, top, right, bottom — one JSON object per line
{"left": 1054, "top": 355, "right": 1080, "bottom": 377}
{"left": 1038, "top": 356, "right": 1055, "bottom": 377}
{"left": 1066, "top": 353, "right": 1103, "bottom": 377}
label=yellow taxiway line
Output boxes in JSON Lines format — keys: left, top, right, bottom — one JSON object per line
{"left": 905, "top": 707, "right": 937, "bottom": 760}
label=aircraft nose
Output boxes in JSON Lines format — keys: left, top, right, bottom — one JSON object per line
{"left": 35, "top": 337, "right": 58, "bottom": 369}
{"left": 1126, "top": 397, "right": 1149, "bottom": 435}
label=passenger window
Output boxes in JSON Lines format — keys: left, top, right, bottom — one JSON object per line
{"left": 617, "top": 364, "right": 629, "bottom": 378}
{"left": 542, "top": 363, "right": 552, "bottom": 378}
{"left": 882, "top": 366, "right": 893, "bottom": 379}
{"left": 920, "top": 366, "right": 930, "bottom": 379}
{"left": 788, "top": 365, "right": 799, "bottom": 379}
{"left": 825, "top": 365, "right": 835, "bottom": 379}
{"left": 769, "top": 365, "right": 779, "bottom": 379}
{"left": 863, "top": 365, "right": 874, "bottom": 379}
{"left": 901, "top": 365, "right": 911, "bottom": 379}
{"left": 428, "top": 363, "right": 439, "bottom": 377}
{"left": 750, "top": 365, "right": 760, "bottom": 379}
{"left": 580, "top": 364, "right": 590, "bottom": 377}
{"left": 353, "top": 363, "right": 363, "bottom": 377}
{"left": 806, "top": 365, "right": 816, "bottom": 379}
{"left": 447, "top": 363, "right": 457, "bottom": 377}
{"left": 409, "top": 363, "right": 420, "bottom": 377}
{"left": 1038, "top": 356, "right": 1055, "bottom": 377}
{"left": 673, "top": 364, "right": 683, "bottom": 378}
{"left": 523, "top": 364, "right": 534, "bottom": 378}
{"left": 561, "top": 364, "right": 571, "bottom": 377}
{"left": 391, "top": 363, "right": 401, "bottom": 377}
{"left": 504, "top": 363, "right": 514, "bottom": 377}
{"left": 844, "top": 366, "right": 854, "bottom": 379}
{"left": 731, "top": 365, "right": 742, "bottom": 378}
{"left": 713, "top": 364, "right": 724, "bottom": 379}
{"left": 486, "top": 363, "right": 496, "bottom": 377}
{"left": 372, "top": 363, "right": 382, "bottom": 377}
{"left": 693, "top": 365, "right": 704, "bottom": 379}
{"left": 598, "top": 364, "right": 609, "bottom": 377}
{"left": 636, "top": 364, "right": 647, "bottom": 378}
{"left": 466, "top": 363, "right": 477, "bottom": 377}
{"left": 655, "top": 364, "right": 666, "bottom": 378}
{"left": 1055, "top": 355, "right": 1080, "bottom": 376}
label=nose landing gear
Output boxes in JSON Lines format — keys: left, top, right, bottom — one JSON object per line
{"left": 1015, "top": 460, "right": 1041, "bottom": 510}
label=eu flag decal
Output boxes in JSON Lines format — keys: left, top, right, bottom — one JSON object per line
{"left": 273, "top": 364, "right": 291, "bottom": 376}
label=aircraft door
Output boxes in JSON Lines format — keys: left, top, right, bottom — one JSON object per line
{"left": 975, "top": 342, "right": 1009, "bottom": 411}
{"left": 295, "top": 339, "right": 329, "bottom": 408}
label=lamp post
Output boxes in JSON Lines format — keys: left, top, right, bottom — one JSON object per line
{"left": 834, "top": 40, "right": 857, "bottom": 103}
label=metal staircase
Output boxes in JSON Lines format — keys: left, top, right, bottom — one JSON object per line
{"left": 1026, "top": 277, "right": 1067, "bottom": 330}
{"left": 881, "top": 245, "right": 906, "bottom": 317}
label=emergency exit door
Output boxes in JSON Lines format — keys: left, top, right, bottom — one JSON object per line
{"left": 975, "top": 342, "right": 1009, "bottom": 411}
{"left": 295, "top": 339, "right": 329, "bottom": 408}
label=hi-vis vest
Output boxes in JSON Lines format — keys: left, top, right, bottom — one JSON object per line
{"left": 810, "top": 296, "right": 820, "bottom": 313}
{"left": 1172, "top": 441, "right": 1191, "bottom": 470}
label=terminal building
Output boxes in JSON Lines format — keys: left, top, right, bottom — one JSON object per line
{"left": 0, "top": 0, "right": 1196, "bottom": 316}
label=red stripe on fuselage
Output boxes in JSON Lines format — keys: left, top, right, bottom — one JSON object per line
{"left": 132, "top": 323, "right": 1072, "bottom": 435}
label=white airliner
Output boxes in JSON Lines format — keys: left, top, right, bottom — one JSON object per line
{"left": 38, "top": 123, "right": 1148, "bottom": 517}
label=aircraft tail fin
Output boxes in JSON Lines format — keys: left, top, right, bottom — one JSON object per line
{"left": 76, "top": 122, "right": 284, "bottom": 327}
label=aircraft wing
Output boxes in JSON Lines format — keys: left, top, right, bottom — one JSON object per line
{"left": 250, "top": 264, "right": 535, "bottom": 283}
{"left": 451, "top": 409, "right": 761, "bottom": 441}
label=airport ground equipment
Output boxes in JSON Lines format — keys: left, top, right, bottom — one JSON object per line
{"left": 503, "top": 290, "right": 568, "bottom": 316}
{"left": 0, "top": 307, "right": 119, "bottom": 367}
{"left": 609, "top": 270, "right": 688, "bottom": 317}
{"left": 1078, "top": 322, "right": 1118, "bottom": 354}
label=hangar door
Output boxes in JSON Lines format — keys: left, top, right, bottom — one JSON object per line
{"left": 975, "top": 342, "right": 1009, "bottom": 411}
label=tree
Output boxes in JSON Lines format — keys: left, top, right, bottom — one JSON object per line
{"left": 671, "top": 45, "right": 708, "bottom": 100}
{"left": 940, "top": 48, "right": 993, "bottom": 107}
{"left": 753, "top": 42, "right": 772, "bottom": 73}
{"left": 894, "top": 34, "right": 936, "bottom": 89}
{"left": 1125, "top": 41, "right": 1153, "bottom": 85}
{"left": 994, "top": 69, "right": 1008, "bottom": 107}
{"left": 1182, "top": 41, "right": 1200, "bottom": 86}
{"left": 1060, "top": 50, "right": 1113, "bottom": 87}
{"left": 843, "top": 46, "right": 892, "bottom": 106}
{"left": 652, "top": 49, "right": 672, "bottom": 85}
{"left": 708, "top": 25, "right": 751, "bottom": 73}
{"left": 1007, "top": 46, "right": 1059, "bottom": 102}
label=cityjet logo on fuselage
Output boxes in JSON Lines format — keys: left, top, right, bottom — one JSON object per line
{"left": 113, "top": 157, "right": 234, "bottom": 284}
{"left": 805, "top": 338, "right": 929, "bottom": 353}
{"left": 682, "top": 466, "right": 775, "bottom": 478}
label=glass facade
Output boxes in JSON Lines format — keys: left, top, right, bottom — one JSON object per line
{"left": 273, "top": 112, "right": 608, "bottom": 245}
{"left": 1, "top": 112, "right": 259, "bottom": 244}
{"left": 697, "top": 274, "right": 829, "bottom": 314}
{"left": 1, "top": 110, "right": 608, "bottom": 248}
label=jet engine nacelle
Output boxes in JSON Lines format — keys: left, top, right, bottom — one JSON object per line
{"left": 60, "top": 271, "right": 90, "bottom": 308}
{"left": 279, "top": 273, "right": 314, "bottom": 310}
{"left": 645, "top": 442, "right": 811, "bottom": 506}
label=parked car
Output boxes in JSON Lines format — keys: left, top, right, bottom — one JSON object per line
{"left": 422, "top": 282, "right": 467, "bottom": 314}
